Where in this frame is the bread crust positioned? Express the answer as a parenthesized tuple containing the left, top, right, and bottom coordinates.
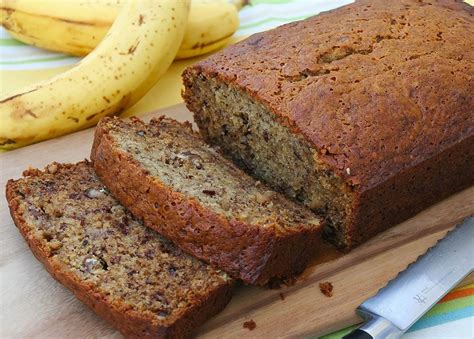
(185, 0, 474, 191)
(182, 0, 474, 248)
(5, 162, 233, 338)
(91, 118, 322, 285)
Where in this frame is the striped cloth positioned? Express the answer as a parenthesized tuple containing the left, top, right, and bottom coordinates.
(1, 1, 472, 337)
(324, 283, 474, 338)
(0, 28, 81, 70)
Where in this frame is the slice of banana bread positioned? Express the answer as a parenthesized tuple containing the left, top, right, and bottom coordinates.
(5, 161, 233, 338)
(182, 0, 474, 249)
(91, 117, 323, 285)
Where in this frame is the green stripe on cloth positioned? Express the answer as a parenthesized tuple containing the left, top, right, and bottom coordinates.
(320, 296, 474, 338)
(427, 296, 474, 317)
(238, 14, 310, 30)
(408, 306, 474, 332)
(0, 55, 75, 65)
(0, 38, 26, 46)
(320, 325, 357, 339)
(250, 0, 296, 5)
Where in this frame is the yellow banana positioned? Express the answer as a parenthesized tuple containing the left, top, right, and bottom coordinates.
(0, 0, 190, 150)
(0, 0, 239, 59)
(177, 0, 240, 59)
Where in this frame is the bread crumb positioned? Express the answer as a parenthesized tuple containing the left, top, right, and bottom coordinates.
(238, 212, 250, 222)
(221, 194, 231, 211)
(254, 190, 273, 204)
(48, 240, 62, 251)
(319, 281, 334, 297)
(46, 163, 58, 174)
(243, 319, 256, 331)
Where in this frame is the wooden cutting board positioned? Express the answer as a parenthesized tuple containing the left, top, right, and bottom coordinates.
(1, 104, 473, 338)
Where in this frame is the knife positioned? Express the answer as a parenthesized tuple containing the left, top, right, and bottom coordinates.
(343, 216, 474, 339)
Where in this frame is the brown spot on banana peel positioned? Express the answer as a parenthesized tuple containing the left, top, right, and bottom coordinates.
(1, 7, 14, 16)
(0, 134, 37, 149)
(128, 40, 140, 55)
(0, 139, 16, 146)
(138, 14, 145, 25)
(1, 10, 21, 33)
(87, 93, 131, 121)
(86, 113, 99, 121)
(190, 31, 234, 50)
(9, 101, 40, 120)
(0, 88, 37, 104)
(23, 109, 38, 118)
(110, 93, 132, 117)
(118, 40, 140, 55)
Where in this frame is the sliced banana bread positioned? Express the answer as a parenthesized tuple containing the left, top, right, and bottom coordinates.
(5, 161, 233, 338)
(91, 117, 323, 285)
(182, 0, 474, 249)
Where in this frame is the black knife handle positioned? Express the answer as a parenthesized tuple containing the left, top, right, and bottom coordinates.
(342, 329, 374, 339)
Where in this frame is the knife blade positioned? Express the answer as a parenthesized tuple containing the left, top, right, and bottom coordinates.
(343, 216, 474, 339)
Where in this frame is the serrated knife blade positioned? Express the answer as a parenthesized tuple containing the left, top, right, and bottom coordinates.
(343, 216, 474, 339)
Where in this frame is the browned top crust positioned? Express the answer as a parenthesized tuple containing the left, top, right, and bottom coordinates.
(188, 0, 474, 191)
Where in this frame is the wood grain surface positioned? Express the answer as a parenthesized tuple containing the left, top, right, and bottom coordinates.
(1, 104, 473, 338)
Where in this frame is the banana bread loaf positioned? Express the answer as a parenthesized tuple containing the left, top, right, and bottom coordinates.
(5, 161, 233, 338)
(182, 0, 474, 249)
(91, 117, 323, 285)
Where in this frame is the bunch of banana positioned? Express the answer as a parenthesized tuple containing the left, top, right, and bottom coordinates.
(0, 0, 190, 149)
(0, 0, 240, 59)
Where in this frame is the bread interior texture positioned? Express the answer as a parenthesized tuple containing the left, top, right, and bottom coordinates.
(186, 74, 353, 247)
(12, 162, 229, 321)
(108, 118, 321, 231)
